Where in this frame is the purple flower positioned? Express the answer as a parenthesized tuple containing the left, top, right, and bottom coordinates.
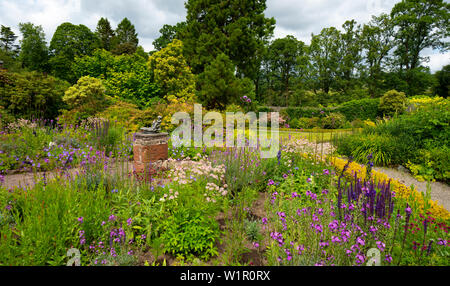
(385, 254, 393, 263)
(355, 254, 365, 264)
(356, 237, 365, 246)
(108, 214, 116, 221)
(323, 169, 329, 175)
(127, 218, 132, 226)
(77, 217, 84, 223)
(376, 241, 385, 252)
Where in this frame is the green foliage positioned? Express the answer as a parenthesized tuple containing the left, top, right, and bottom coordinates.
(160, 208, 220, 260)
(0, 70, 69, 120)
(336, 133, 402, 166)
(18, 22, 50, 72)
(244, 219, 262, 242)
(360, 14, 394, 97)
(73, 49, 160, 108)
(407, 144, 450, 183)
(63, 76, 105, 109)
(96, 18, 115, 51)
(0, 179, 111, 265)
(1, 25, 19, 56)
(266, 36, 306, 105)
(97, 100, 143, 132)
(182, 0, 275, 80)
(112, 18, 139, 55)
(308, 27, 341, 93)
(197, 53, 255, 110)
(321, 112, 346, 129)
(148, 39, 195, 103)
(89, 120, 125, 157)
(379, 90, 407, 117)
(334, 98, 380, 121)
(152, 22, 186, 51)
(434, 65, 449, 98)
(336, 101, 449, 181)
(49, 22, 100, 82)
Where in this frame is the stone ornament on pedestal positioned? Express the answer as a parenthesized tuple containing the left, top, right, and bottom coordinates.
(133, 132, 169, 173)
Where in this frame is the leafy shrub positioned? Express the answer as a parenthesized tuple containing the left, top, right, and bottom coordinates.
(73, 49, 162, 108)
(307, 117, 321, 129)
(256, 106, 271, 113)
(283, 106, 328, 121)
(321, 112, 346, 129)
(406, 145, 450, 183)
(334, 98, 380, 121)
(63, 76, 105, 109)
(0, 70, 69, 120)
(336, 133, 406, 166)
(350, 119, 365, 128)
(379, 90, 407, 117)
(97, 100, 143, 132)
(160, 208, 220, 260)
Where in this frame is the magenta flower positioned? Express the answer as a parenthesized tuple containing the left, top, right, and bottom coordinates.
(385, 254, 393, 263)
(323, 169, 329, 175)
(355, 254, 365, 264)
(376, 241, 386, 252)
(77, 217, 84, 223)
(356, 237, 365, 246)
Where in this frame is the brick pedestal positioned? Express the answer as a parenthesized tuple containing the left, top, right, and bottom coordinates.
(133, 132, 169, 173)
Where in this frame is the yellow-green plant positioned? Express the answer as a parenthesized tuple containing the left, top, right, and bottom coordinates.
(63, 76, 106, 109)
(148, 39, 196, 103)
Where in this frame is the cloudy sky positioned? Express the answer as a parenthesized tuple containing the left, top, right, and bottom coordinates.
(0, 0, 448, 72)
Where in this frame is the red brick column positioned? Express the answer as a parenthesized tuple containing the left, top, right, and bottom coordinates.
(133, 132, 169, 173)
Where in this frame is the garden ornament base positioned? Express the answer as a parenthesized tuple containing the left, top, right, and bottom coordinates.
(133, 132, 169, 173)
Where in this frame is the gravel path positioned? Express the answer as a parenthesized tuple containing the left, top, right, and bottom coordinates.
(374, 167, 450, 212)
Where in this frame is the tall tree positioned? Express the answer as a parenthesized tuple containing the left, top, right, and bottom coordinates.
(18, 23, 49, 72)
(308, 27, 342, 94)
(148, 39, 196, 103)
(152, 22, 186, 52)
(434, 64, 449, 98)
(391, 0, 449, 95)
(197, 53, 254, 110)
(337, 20, 362, 92)
(96, 17, 115, 51)
(182, 0, 275, 81)
(361, 14, 395, 97)
(266, 35, 305, 105)
(49, 22, 99, 82)
(0, 25, 19, 56)
(112, 18, 139, 55)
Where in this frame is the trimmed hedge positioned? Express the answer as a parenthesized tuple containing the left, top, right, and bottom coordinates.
(262, 98, 381, 122)
(334, 98, 380, 121)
